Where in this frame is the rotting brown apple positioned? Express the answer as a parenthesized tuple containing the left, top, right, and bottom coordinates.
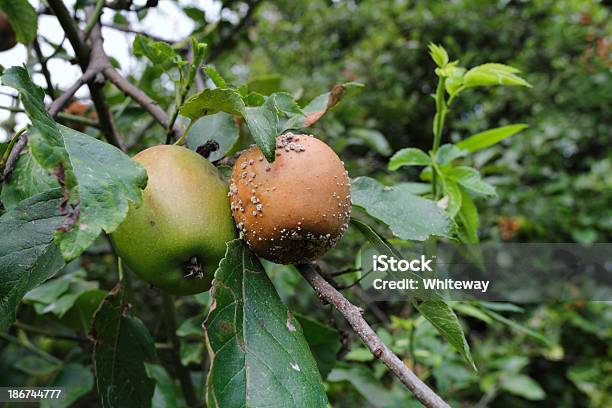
(229, 134, 351, 264)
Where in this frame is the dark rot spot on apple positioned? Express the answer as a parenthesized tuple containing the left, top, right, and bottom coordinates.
(183, 256, 204, 279)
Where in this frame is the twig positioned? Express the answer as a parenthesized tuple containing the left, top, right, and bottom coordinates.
(329, 267, 362, 277)
(101, 23, 177, 44)
(351, 286, 391, 325)
(47, 0, 125, 150)
(0, 106, 100, 128)
(297, 263, 451, 408)
(33, 39, 57, 99)
(103, 66, 171, 130)
(1, 130, 28, 181)
(83, 0, 106, 38)
(161, 293, 200, 408)
(48, 67, 99, 116)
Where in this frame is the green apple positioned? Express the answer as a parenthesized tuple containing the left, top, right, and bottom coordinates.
(111, 145, 236, 295)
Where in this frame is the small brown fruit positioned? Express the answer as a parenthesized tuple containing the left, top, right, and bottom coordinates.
(65, 101, 97, 132)
(229, 134, 351, 264)
(0, 12, 17, 52)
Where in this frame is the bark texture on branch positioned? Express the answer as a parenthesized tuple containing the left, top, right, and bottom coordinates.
(297, 263, 451, 408)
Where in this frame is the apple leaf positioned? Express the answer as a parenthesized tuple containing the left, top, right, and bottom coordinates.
(446, 166, 496, 196)
(243, 96, 279, 162)
(203, 65, 228, 88)
(41, 364, 94, 408)
(0, 148, 59, 210)
(415, 300, 477, 371)
(0, 189, 66, 331)
(351, 177, 452, 241)
(388, 147, 432, 170)
(92, 284, 156, 408)
(179, 88, 246, 121)
(463, 63, 531, 89)
(457, 124, 528, 152)
(185, 112, 239, 162)
(283, 82, 363, 131)
(0, 0, 37, 44)
(133, 35, 182, 70)
(205, 240, 327, 408)
(295, 314, 341, 378)
(1, 67, 148, 261)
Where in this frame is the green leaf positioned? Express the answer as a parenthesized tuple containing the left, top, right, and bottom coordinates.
(348, 128, 391, 156)
(145, 364, 178, 408)
(351, 177, 452, 241)
(463, 63, 531, 89)
(60, 289, 106, 333)
(0, 189, 66, 331)
(388, 148, 431, 170)
(92, 284, 156, 408)
(435, 144, 469, 165)
(23, 274, 70, 305)
(2, 67, 148, 261)
(457, 189, 479, 243)
(133, 35, 181, 70)
(243, 96, 279, 162)
(176, 314, 205, 338)
(446, 166, 496, 196)
(499, 374, 545, 401)
(203, 65, 227, 88)
(41, 363, 94, 408)
(415, 301, 476, 371)
(0, 0, 37, 44)
(283, 82, 363, 130)
(445, 66, 466, 96)
(180, 341, 203, 366)
(295, 314, 341, 378)
(14, 355, 60, 377)
(442, 178, 462, 218)
(179, 88, 246, 121)
(205, 240, 327, 408)
(457, 124, 528, 152)
(0, 148, 60, 210)
(271, 92, 303, 117)
(350, 219, 402, 259)
(185, 112, 239, 162)
(428, 43, 449, 68)
(183, 7, 206, 22)
(483, 309, 552, 346)
(244, 92, 265, 106)
(32, 277, 98, 318)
